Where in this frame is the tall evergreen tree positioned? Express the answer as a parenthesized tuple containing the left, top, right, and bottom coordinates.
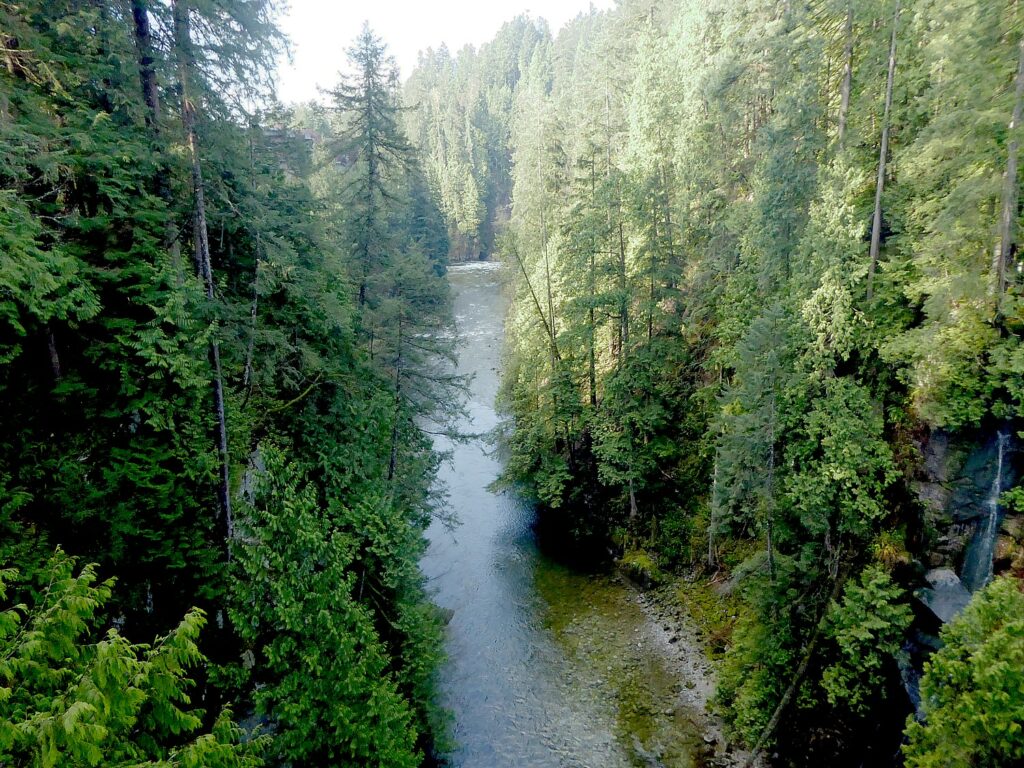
(329, 23, 413, 309)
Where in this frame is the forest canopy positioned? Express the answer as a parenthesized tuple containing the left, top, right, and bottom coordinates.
(2, 0, 1024, 766)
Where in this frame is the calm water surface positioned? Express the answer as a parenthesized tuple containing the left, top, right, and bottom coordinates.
(422, 262, 703, 768)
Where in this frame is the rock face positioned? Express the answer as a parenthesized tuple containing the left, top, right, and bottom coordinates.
(913, 427, 1020, 586)
(997, 515, 1024, 577)
(961, 432, 1012, 591)
(914, 430, 969, 567)
(904, 429, 1020, 714)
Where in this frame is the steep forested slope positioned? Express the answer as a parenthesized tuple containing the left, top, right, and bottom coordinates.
(406, 1, 1024, 765)
(1, 4, 452, 764)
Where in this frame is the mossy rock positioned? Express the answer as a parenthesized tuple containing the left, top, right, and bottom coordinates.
(619, 549, 664, 589)
(1000, 513, 1024, 542)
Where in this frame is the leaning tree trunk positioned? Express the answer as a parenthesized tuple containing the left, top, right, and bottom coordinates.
(740, 570, 847, 768)
(867, 0, 900, 301)
(172, 0, 233, 551)
(510, 240, 560, 365)
(994, 34, 1024, 304)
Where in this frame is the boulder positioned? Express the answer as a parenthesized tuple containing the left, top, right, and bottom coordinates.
(916, 568, 971, 624)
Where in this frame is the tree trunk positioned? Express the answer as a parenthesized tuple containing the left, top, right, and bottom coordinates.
(388, 315, 403, 483)
(994, 34, 1024, 303)
(510, 240, 560, 363)
(243, 248, 260, 393)
(708, 450, 720, 568)
(130, 0, 160, 127)
(766, 389, 777, 581)
(589, 250, 598, 407)
(243, 129, 261, 398)
(359, 91, 377, 309)
(867, 0, 900, 300)
(648, 196, 657, 342)
(837, 1, 854, 148)
(46, 325, 61, 381)
(628, 476, 639, 525)
(618, 220, 629, 354)
(541, 209, 557, 374)
(589, 155, 598, 408)
(131, 0, 179, 264)
(660, 162, 678, 292)
(172, 0, 233, 549)
(604, 89, 630, 360)
(540, 210, 564, 455)
(740, 571, 847, 768)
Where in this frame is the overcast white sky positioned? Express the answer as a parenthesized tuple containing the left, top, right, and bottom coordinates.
(275, 0, 615, 104)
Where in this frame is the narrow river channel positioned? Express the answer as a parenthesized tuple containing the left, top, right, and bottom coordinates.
(422, 262, 706, 768)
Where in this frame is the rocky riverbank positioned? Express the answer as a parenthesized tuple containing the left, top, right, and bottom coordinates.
(622, 575, 762, 768)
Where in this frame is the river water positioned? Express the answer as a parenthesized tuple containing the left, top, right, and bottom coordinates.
(422, 262, 705, 768)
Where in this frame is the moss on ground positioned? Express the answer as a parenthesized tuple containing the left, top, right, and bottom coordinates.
(675, 579, 741, 660)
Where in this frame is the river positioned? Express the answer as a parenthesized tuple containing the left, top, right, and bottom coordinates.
(421, 262, 707, 768)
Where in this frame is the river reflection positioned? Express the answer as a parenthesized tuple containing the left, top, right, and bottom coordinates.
(422, 262, 702, 768)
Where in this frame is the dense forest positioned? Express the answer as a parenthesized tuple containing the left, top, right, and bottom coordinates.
(3, 0, 1024, 767)
(405, 1, 1024, 766)
(1, 1, 457, 765)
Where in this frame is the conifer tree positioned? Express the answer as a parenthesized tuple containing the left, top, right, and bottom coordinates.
(231, 448, 420, 767)
(0, 551, 263, 767)
(329, 23, 414, 309)
(904, 577, 1024, 767)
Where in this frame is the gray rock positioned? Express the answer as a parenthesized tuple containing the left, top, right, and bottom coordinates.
(916, 568, 971, 623)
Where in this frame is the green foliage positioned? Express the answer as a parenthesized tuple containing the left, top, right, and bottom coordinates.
(7, 0, 1024, 764)
(716, 591, 800, 746)
(0, 550, 263, 768)
(785, 378, 898, 544)
(461, 0, 1024, 762)
(821, 566, 911, 714)
(403, 17, 546, 260)
(904, 577, 1024, 768)
(231, 448, 420, 767)
(714, 304, 801, 540)
(882, 0, 1024, 428)
(1, 4, 451, 763)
